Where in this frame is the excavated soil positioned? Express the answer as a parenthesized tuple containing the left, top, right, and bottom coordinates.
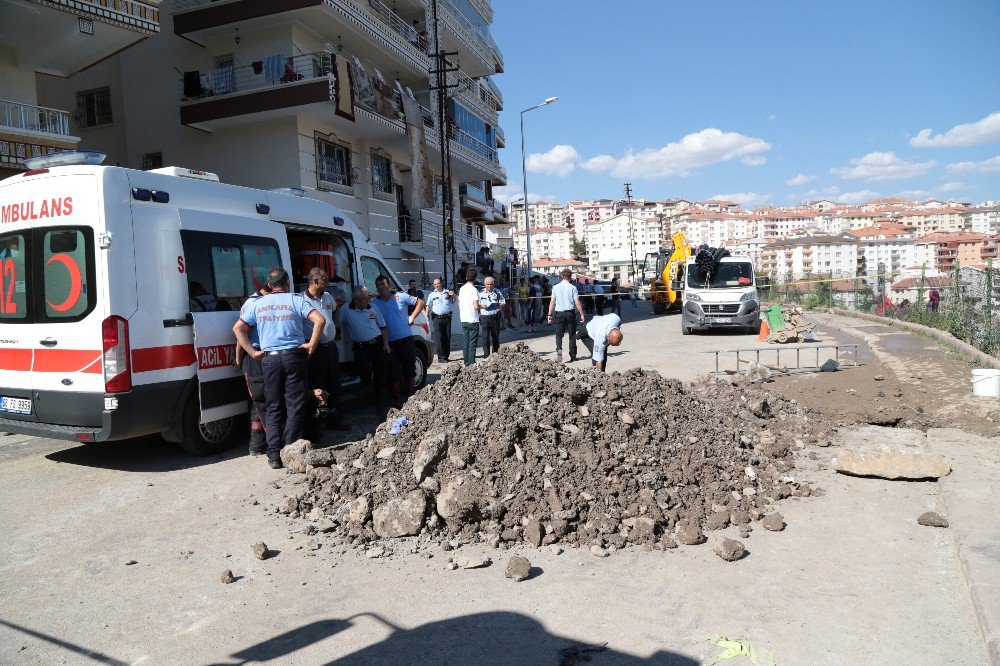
(279, 345, 829, 553)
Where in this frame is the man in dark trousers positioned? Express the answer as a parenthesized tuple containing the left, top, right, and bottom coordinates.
(425, 277, 455, 363)
(406, 279, 425, 314)
(301, 267, 346, 434)
(372, 274, 426, 402)
(477, 275, 505, 359)
(341, 286, 391, 414)
(235, 282, 271, 455)
(577, 312, 623, 372)
(547, 268, 586, 362)
(234, 268, 325, 469)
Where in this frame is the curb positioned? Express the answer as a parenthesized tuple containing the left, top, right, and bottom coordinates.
(829, 308, 1000, 370)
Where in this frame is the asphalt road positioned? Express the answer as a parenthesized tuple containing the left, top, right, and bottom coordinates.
(0, 308, 993, 664)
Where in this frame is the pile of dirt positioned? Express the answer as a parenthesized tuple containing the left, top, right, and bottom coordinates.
(279, 345, 826, 552)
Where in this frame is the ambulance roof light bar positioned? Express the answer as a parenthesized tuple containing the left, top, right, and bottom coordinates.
(23, 150, 106, 170)
(270, 187, 306, 197)
(147, 166, 220, 182)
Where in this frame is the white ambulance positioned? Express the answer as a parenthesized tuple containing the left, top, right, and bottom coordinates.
(0, 151, 434, 454)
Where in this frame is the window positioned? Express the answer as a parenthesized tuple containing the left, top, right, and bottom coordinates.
(75, 87, 112, 128)
(0, 227, 96, 324)
(316, 137, 352, 188)
(360, 255, 398, 294)
(141, 152, 163, 170)
(371, 152, 393, 195)
(181, 231, 282, 311)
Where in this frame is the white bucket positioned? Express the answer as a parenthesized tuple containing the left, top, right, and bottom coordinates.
(971, 369, 1000, 397)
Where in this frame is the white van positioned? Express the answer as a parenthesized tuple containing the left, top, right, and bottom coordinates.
(680, 255, 761, 335)
(0, 152, 433, 454)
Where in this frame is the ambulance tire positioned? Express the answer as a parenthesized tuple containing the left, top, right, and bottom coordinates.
(414, 346, 429, 390)
(178, 394, 242, 456)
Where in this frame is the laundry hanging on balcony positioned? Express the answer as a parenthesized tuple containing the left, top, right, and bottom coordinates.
(401, 93, 433, 211)
(264, 54, 284, 82)
(330, 53, 355, 122)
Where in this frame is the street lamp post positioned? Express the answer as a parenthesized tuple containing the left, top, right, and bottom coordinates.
(520, 96, 558, 278)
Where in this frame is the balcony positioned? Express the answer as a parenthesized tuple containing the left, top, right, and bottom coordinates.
(438, 0, 503, 76)
(460, 183, 488, 213)
(495, 125, 505, 148)
(0, 100, 80, 171)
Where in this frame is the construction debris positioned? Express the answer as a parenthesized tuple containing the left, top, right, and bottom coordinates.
(505, 556, 532, 581)
(917, 511, 949, 528)
(761, 513, 785, 531)
(715, 538, 746, 562)
(279, 345, 822, 554)
(220, 569, 236, 584)
(832, 448, 951, 480)
(252, 542, 270, 560)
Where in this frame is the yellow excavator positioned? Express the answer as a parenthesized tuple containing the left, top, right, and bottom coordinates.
(643, 232, 693, 314)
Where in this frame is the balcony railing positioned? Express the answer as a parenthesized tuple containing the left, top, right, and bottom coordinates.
(460, 183, 486, 203)
(452, 128, 497, 163)
(364, 0, 429, 53)
(0, 99, 72, 137)
(440, 0, 502, 69)
(180, 51, 331, 101)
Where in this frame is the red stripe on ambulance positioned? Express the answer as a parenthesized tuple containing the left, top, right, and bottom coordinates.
(131, 344, 197, 373)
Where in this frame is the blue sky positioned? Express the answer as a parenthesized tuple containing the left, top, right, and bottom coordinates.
(490, 0, 1000, 207)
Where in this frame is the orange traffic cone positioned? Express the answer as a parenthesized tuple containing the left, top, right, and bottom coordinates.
(758, 318, 770, 342)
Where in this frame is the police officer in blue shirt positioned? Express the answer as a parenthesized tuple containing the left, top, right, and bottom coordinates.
(234, 268, 325, 469)
(372, 274, 426, 402)
(425, 276, 455, 363)
(477, 275, 505, 359)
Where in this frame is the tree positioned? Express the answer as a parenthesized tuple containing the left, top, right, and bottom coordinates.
(571, 239, 587, 261)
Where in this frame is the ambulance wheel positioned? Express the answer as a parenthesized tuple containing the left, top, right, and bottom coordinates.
(414, 347, 429, 390)
(178, 395, 241, 456)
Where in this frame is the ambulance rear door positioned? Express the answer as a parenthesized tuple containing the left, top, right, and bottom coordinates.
(0, 172, 113, 428)
(177, 209, 290, 424)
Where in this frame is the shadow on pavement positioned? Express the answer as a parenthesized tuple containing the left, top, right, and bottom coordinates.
(0, 619, 128, 665)
(44, 434, 243, 473)
(214, 612, 698, 665)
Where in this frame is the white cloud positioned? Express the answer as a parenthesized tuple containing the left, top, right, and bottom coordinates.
(741, 155, 767, 167)
(896, 189, 932, 200)
(492, 185, 546, 206)
(831, 151, 936, 182)
(767, 114, 778, 122)
(786, 173, 816, 187)
(946, 155, 1000, 174)
(593, 128, 771, 180)
(525, 144, 580, 177)
(710, 192, 772, 207)
(837, 189, 880, 204)
(581, 155, 617, 173)
(803, 186, 840, 198)
(910, 111, 1000, 148)
(938, 181, 970, 192)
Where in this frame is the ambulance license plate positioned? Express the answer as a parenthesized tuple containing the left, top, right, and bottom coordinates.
(0, 396, 32, 415)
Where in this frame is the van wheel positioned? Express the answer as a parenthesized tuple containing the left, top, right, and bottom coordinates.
(178, 394, 241, 456)
(681, 318, 691, 335)
(414, 346, 429, 390)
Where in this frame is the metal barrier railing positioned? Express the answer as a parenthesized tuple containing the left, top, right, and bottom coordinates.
(0, 99, 71, 136)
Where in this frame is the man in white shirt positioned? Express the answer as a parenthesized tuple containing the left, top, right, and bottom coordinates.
(578, 312, 623, 372)
(547, 268, 586, 362)
(301, 268, 345, 429)
(458, 267, 480, 366)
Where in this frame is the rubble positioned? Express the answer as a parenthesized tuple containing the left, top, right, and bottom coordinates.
(715, 538, 745, 562)
(252, 542, 270, 560)
(832, 448, 951, 479)
(761, 513, 785, 532)
(505, 556, 532, 581)
(220, 569, 236, 584)
(917, 511, 949, 528)
(278, 345, 821, 554)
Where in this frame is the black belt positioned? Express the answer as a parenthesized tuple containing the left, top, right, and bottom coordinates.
(355, 337, 381, 347)
(431, 312, 452, 319)
(480, 312, 499, 318)
(265, 347, 305, 356)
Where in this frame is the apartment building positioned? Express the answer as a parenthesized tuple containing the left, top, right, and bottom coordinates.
(970, 205, 1000, 235)
(1, 0, 160, 179)
(512, 225, 572, 263)
(761, 234, 861, 280)
(913, 232, 999, 273)
(847, 224, 917, 277)
(565, 199, 614, 240)
(34, 0, 506, 282)
(585, 212, 661, 282)
(510, 200, 566, 232)
(676, 212, 758, 247)
(897, 208, 970, 235)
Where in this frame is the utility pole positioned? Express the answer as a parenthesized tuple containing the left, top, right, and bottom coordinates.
(625, 182, 636, 285)
(429, 0, 459, 285)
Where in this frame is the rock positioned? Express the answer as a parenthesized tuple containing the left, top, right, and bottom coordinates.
(590, 545, 609, 558)
(277, 497, 297, 514)
(745, 362, 772, 384)
(660, 537, 678, 549)
(705, 511, 730, 531)
(376, 446, 397, 460)
(505, 556, 532, 582)
(303, 449, 336, 468)
(676, 524, 704, 545)
(366, 546, 388, 558)
(220, 569, 236, 584)
(418, 401, 433, 411)
(832, 448, 951, 480)
(455, 554, 491, 569)
(349, 496, 372, 526)
(874, 374, 885, 381)
(124, 560, 137, 566)
(445, 561, 458, 570)
(820, 359, 840, 372)
(316, 518, 336, 533)
(579, 405, 590, 417)
(715, 538, 745, 562)
(524, 519, 543, 547)
(628, 517, 656, 544)
(514, 444, 525, 463)
(419, 477, 440, 493)
(373, 490, 427, 538)
(436, 479, 484, 526)
(279, 439, 314, 473)
(252, 542, 269, 560)
(617, 410, 635, 425)
(917, 511, 949, 528)
(761, 513, 785, 531)
(412, 433, 448, 482)
(548, 545, 563, 555)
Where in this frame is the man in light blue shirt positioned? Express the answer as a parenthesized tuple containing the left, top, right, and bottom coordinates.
(236, 284, 271, 456)
(477, 276, 505, 359)
(373, 274, 426, 401)
(425, 277, 455, 363)
(578, 312, 623, 372)
(547, 268, 585, 362)
(342, 286, 391, 413)
(234, 268, 325, 468)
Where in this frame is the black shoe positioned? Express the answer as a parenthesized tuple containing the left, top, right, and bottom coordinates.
(249, 446, 266, 456)
(267, 456, 283, 469)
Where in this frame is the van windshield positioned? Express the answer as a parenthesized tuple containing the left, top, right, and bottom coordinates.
(687, 262, 754, 289)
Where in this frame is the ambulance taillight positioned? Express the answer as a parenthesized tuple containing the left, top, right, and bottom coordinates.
(102, 315, 132, 393)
